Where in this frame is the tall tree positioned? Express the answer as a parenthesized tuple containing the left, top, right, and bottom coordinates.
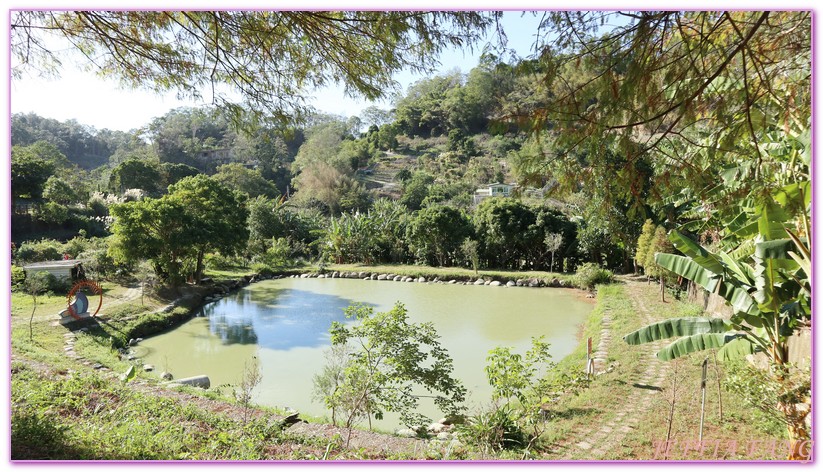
(521, 11, 810, 224)
(166, 175, 249, 283)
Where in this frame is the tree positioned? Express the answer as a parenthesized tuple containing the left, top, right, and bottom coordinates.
(634, 219, 656, 274)
(643, 225, 674, 300)
(407, 205, 472, 267)
(13, 11, 498, 127)
(166, 175, 249, 283)
(135, 260, 157, 306)
(11, 144, 57, 202)
(109, 197, 196, 285)
(460, 238, 480, 274)
(523, 12, 810, 215)
(544, 233, 563, 273)
(24, 272, 50, 342)
(324, 303, 466, 439)
(399, 172, 434, 211)
(212, 163, 279, 199)
(160, 162, 200, 188)
(109, 175, 248, 285)
(42, 176, 83, 205)
(472, 198, 539, 270)
(108, 159, 162, 195)
(643, 226, 673, 280)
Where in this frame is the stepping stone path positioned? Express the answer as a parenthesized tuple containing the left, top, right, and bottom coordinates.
(556, 280, 671, 460)
(592, 315, 612, 373)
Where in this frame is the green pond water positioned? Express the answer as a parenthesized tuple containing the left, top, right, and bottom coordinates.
(137, 277, 593, 430)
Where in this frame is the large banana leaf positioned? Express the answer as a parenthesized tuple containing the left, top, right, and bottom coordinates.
(654, 253, 720, 292)
(623, 317, 731, 345)
(716, 335, 760, 362)
(667, 230, 725, 274)
(655, 253, 760, 318)
(753, 239, 799, 310)
(773, 181, 811, 210)
(755, 200, 791, 241)
(656, 333, 748, 361)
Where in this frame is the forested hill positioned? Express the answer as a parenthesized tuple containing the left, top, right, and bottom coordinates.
(11, 113, 137, 170)
(10, 55, 553, 206)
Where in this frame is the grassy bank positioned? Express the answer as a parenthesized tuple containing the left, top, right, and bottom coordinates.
(324, 263, 576, 286)
(538, 280, 788, 460)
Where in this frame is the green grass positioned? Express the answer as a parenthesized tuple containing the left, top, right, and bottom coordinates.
(536, 280, 789, 460)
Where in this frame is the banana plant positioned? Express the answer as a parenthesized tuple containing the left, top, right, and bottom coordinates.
(623, 229, 808, 364)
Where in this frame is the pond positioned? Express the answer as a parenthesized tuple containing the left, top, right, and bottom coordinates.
(137, 277, 593, 430)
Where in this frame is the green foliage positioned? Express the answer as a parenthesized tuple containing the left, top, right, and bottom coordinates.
(407, 205, 472, 267)
(256, 238, 294, 268)
(399, 172, 434, 211)
(573, 262, 614, 291)
(11, 265, 27, 291)
(109, 158, 162, 195)
(213, 163, 279, 199)
(458, 404, 527, 452)
(43, 176, 84, 205)
(160, 162, 200, 187)
(645, 229, 808, 365)
(644, 226, 673, 279)
(323, 303, 466, 431)
(14, 238, 64, 263)
(460, 238, 479, 274)
(11, 142, 60, 200)
(725, 361, 810, 436)
(635, 219, 656, 271)
(34, 201, 69, 225)
(111, 175, 249, 284)
(485, 337, 553, 405)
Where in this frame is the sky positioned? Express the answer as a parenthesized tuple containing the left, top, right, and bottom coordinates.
(9, 11, 549, 133)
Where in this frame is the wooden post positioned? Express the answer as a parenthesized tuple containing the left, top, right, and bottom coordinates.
(586, 337, 593, 378)
(699, 357, 708, 442)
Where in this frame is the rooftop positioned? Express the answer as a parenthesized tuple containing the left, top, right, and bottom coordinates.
(23, 260, 83, 269)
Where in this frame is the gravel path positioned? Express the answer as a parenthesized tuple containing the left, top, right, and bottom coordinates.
(556, 280, 671, 460)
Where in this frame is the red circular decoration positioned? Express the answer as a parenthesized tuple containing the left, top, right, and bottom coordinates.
(66, 279, 104, 319)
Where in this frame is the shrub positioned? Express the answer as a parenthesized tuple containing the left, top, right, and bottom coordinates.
(63, 236, 91, 259)
(458, 404, 527, 452)
(204, 252, 246, 270)
(15, 239, 64, 263)
(11, 265, 27, 290)
(34, 202, 69, 225)
(87, 192, 109, 217)
(574, 262, 614, 291)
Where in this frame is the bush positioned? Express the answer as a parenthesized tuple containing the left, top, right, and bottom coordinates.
(34, 202, 69, 225)
(574, 262, 614, 291)
(63, 236, 91, 259)
(457, 404, 527, 452)
(87, 193, 109, 217)
(11, 265, 26, 291)
(204, 252, 246, 270)
(15, 239, 64, 263)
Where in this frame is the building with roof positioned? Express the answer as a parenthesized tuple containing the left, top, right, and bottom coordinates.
(22, 259, 86, 282)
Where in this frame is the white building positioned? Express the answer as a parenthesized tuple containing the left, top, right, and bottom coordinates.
(473, 182, 516, 205)
(23, 260, 86, 282)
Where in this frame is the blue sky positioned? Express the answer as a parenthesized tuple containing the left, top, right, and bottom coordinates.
(9, 11, 548, 132)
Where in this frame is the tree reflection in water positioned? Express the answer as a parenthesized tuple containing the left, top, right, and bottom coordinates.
(196, 288, 376, 350)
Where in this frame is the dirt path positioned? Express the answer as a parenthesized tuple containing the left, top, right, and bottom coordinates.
(555, 279, 671, 460)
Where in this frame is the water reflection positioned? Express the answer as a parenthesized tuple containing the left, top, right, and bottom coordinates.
(196, 287, 374, 350)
